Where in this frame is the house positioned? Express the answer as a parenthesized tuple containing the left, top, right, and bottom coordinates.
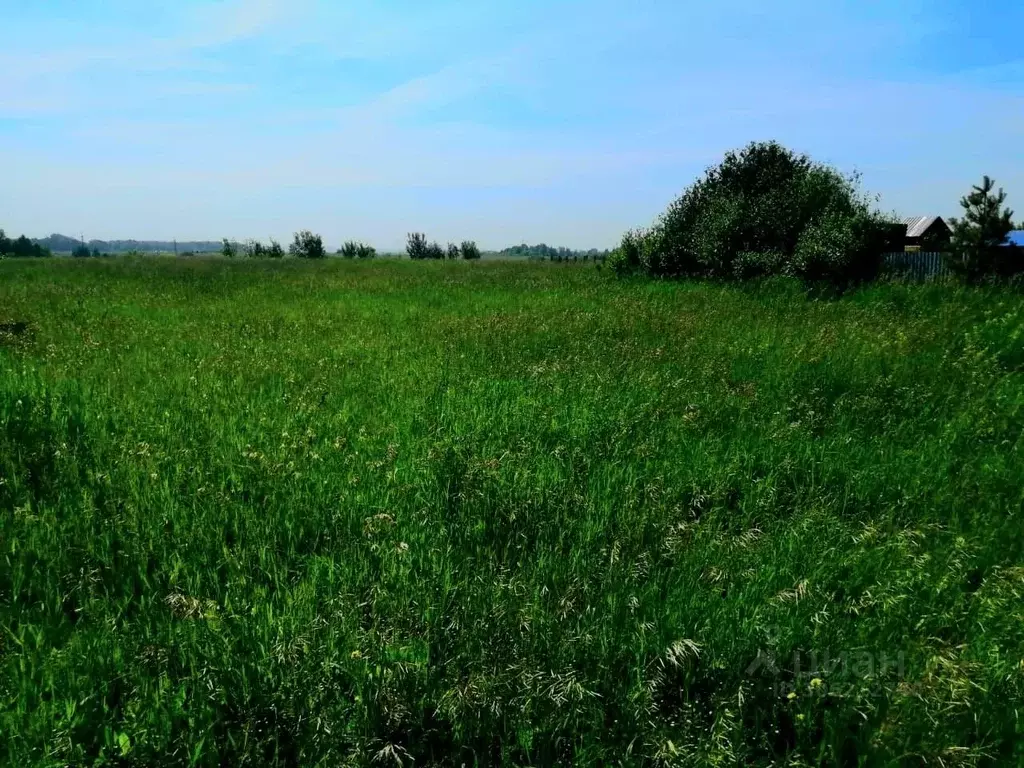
(903, 216, 951, 251)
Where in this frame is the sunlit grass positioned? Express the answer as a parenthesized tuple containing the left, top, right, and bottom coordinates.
(1, 257, 1022, 765)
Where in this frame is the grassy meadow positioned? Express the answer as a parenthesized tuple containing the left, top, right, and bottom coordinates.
(1, 257, 1023, 766)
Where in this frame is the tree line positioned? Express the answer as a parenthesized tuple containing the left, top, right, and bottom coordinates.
(33, 234, 222, 254)
(218, 231, 370, 260)
(9, 146, 1019, 281)
(405, 233, 480, 260)
(218, 231, 481, 260)
(0, 229, 52, 258)
(500, 243, 610, 261)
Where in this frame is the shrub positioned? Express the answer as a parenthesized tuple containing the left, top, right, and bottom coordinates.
(791, 209, 887, 286)
(607, 229, 644, 276)
(339, 241, 376, 259)
(733, 250, 787, 280)
(268, 239, 285, 259)
(72, 244, 92, 258)
(222, 239, 238, 259)
(406, 234, 444, 261)
(446, 243, 460, 260)
(619, 141, 892, 286)
(290, 230, 326, 259)
(460, 241, 481, 260)
(243, 240, 266, 258)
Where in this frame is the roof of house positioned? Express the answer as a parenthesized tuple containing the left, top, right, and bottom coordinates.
(903, 216, 948, 238)
(1003, 230, 1024, 247)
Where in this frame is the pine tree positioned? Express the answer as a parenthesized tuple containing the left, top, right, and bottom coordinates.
(947, 176, 1015, 280)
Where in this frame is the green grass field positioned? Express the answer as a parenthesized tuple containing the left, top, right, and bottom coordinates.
(1, 257, 1022, 766)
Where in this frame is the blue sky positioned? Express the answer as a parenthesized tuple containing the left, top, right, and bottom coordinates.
(1, 0, 1021, 250)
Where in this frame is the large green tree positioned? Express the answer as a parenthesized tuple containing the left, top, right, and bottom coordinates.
(611, 141, 894, 285)
(406, 232, 428, 260)
(460, 241, 481, 260)
(290, 230, 326, 259)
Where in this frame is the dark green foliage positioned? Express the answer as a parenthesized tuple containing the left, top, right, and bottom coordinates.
(946, 176, 1020, 281)
(407, 233, 445, 260)
(222, 238, 238, 259)
(289, 230, 326, 259)
(617, 141, 892, 285)
(733, 249, 788, 279)
(72, 243, 92, 258)
(239, 240, 285, 259)
(500, 242, 609, 261)
(0, 231, 50, 258)
(5, 233, 51, 258)
(460, 240, 481, 260)
(791, 209, 887, 285)
(406, 232, 428, 259)
(607, 230, 640, 275)
(340, 241, 376, 259)
(608, 227, 663, 276)
(243, 240, 266, 258)
(446, 242, 460, 260)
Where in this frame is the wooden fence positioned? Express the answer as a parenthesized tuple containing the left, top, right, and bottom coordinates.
(881, 252, 950, 280)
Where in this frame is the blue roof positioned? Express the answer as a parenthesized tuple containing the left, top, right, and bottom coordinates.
(1004, 231, 1024, 247)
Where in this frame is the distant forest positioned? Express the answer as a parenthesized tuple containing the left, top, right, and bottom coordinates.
(26, 234, 609, 260)
(33, 234, 222, 254)
(494, 243, 611, 260)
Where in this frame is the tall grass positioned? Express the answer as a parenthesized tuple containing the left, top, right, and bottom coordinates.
(1, 257, 1022, 766)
